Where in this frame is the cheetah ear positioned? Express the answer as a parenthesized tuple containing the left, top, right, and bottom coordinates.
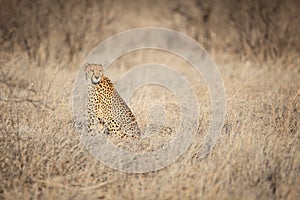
(99, 64, 105, 73)
(99, 63, 104, 68)
(84, 63, 90, 70)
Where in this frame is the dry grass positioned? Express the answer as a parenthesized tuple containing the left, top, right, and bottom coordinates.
(0, 0, 299, 199)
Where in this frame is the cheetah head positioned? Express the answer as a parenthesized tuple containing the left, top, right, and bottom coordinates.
(84, 63, 104, 84)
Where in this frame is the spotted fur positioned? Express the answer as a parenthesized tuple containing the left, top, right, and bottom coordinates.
(85, 63, 141, 138)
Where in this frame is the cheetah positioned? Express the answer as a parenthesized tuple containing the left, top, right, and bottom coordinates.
(84, 63, 141, 139)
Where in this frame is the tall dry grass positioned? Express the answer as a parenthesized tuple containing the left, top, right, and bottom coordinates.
(0, 0, 299, 199)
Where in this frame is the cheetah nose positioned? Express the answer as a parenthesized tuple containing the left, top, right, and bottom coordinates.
(91, 76, 100, 84)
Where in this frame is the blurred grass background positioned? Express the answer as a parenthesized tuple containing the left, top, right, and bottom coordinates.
(0, 0, 299, 199)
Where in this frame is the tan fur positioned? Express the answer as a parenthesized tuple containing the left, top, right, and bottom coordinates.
(85, 63, 141, 138)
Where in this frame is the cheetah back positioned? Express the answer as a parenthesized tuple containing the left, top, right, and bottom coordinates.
(112, 89, 141, 137)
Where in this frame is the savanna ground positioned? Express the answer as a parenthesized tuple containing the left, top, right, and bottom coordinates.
(0, 0, 299, 199)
